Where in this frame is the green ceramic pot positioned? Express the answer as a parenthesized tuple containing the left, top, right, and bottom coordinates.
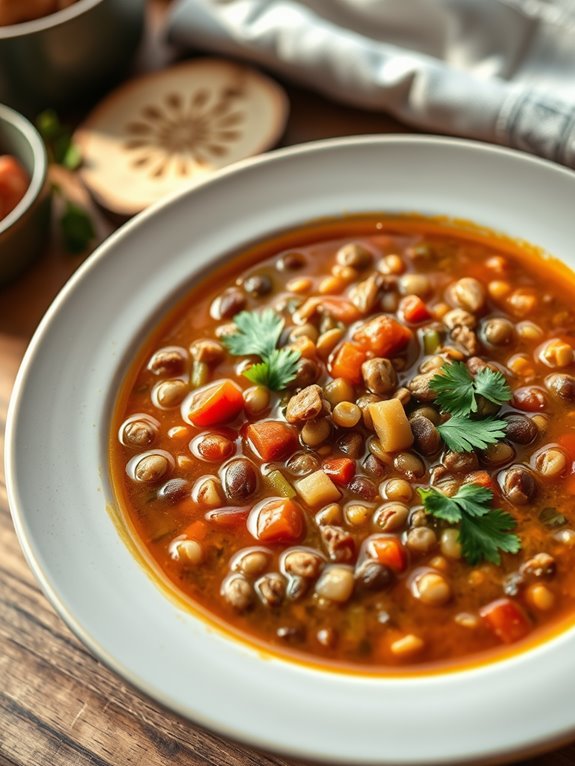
(0, 0, 145, 116)
(0, 103, 51, 284)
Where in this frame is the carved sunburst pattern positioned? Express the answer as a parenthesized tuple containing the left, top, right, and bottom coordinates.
(124, 89, 245, 178)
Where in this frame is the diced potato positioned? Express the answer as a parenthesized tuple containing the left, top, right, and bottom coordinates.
(368, 399, 414, 452)
(295, 470, 341, 507)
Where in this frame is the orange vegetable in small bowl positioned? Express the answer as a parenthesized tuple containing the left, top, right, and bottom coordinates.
(0, 104, 50, 284)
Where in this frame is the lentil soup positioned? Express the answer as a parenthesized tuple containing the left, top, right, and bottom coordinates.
(110, 215, 575, 672)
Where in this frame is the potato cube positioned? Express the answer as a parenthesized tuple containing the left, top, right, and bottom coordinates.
(368, 399, 414, 452)
(295, 470, 341, 507)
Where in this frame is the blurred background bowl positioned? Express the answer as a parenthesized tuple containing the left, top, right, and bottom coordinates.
(0, 103, 50, 284)
(0, 0, 145, 116)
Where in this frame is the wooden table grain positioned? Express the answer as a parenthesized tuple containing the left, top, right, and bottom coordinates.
(1, 4, 574, 766)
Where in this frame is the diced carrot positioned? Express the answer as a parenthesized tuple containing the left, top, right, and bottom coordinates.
(558, 433, 575, 461)
(248, 498, 304, 543)
(367, 536, 407, 574)
(328, 342, 366, 384)
(353, 315, 412, 357)
(245, 420, 299, 461)
(565, 474, 575, 495)
(205, 506, 250, 527)
(0, 155, 29, 220)
(182, 520, 209, 542)
(188, 379, 244, 427)
(400, 295, 432, 324)
(322, 456, 356, 486)
(480, 598, 531, 644)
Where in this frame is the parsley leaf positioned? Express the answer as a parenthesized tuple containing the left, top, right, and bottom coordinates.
(223, 309, 301, 391)
(243, 348, 300, 390)
(417, 488, 461, 523)
(430, 361, 476, 417)
(418, 484, 521, 565)
(474, 366, 513, 408)
(223, 309, 283, 359)
(460, 511, 521, 566)
(430, 361, 512, 417)
(437, 416, 508, 452)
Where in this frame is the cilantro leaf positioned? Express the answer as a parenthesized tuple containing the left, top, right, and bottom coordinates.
(473, 366, 513, 408)
(437, 416, 507, 452)
(430, 361, 476, 417)
(244, 348, 300, 391)
(418, 484, 521, 565)
(459, 511, 521, 566)
(223, 309, 284, 359)
(417, 488, 461, 523)
(223, 309, 300, 391)
(430, 361, 512, 417)
(449, 483, 494, 517)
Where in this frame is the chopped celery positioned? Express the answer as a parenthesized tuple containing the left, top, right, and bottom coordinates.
(191, 360, 209, 389)
(423, 329, 441, 355)
(266, 469, 296, 498)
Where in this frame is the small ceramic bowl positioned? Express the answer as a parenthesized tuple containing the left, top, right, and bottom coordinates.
(0, 0, 145, 116)
(0, 103, 50, 284)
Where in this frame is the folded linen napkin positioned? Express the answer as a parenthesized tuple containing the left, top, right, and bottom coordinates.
(167, 0, 575, 168)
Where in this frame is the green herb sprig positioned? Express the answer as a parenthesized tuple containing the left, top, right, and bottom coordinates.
(430, 361, 512, 452)
(430, 361, 512, 417)
(36, 110, 82, 170)
(223, 309, 300, 391)
(418, 484, 521, 565)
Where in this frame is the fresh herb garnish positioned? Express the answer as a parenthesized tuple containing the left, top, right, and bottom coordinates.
(430, 362, 511, 452)
(223, 309, 300, 391)
(418, 484, 521, 565)
(437, 416, 508, 453)
(430, 361, 512, 417)
(60, 199, 96, 253)
(36, 109, 82, 170)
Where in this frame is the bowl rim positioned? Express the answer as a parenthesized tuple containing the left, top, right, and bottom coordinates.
(0, 0, 102, 39)
(0, 104, 48, 234)
(7, 134, 575, 765)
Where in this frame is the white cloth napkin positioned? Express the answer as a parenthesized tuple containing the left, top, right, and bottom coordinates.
(167, 0, 575, 168)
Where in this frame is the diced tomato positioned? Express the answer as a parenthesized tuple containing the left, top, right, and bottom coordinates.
(205, 506, 250, 527)
(353, 315, 412, 357)
(328, 342, 366, 384)
(245, 420, 299, 461)
(0, 155, 29, 220)
(187, 379, 244, 427)
(400, 295, 432, 324)
(558, 433, 575, 461)
(182, 520, 208, 541)
(322, 457, 356, 486)
(367, 536, 407, 574)
(248, 498, 304, 543)
(480, 598, 531, 644)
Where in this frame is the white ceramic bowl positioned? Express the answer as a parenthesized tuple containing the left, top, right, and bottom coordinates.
(6, 136, 575, 765)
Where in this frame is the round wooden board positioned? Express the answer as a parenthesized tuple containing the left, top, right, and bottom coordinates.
(75, 58, 289, 216)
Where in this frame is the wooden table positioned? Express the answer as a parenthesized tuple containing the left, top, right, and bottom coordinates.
(0, 4, 572, 765)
